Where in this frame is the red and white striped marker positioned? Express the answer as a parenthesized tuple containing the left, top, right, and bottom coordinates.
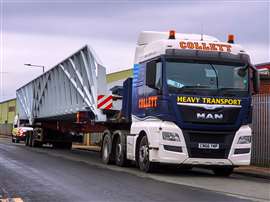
(97, 95, 113, 110)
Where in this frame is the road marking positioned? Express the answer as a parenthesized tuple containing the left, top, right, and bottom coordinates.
(0, 198, 24, 202)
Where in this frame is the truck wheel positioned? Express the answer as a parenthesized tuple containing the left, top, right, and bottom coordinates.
(59, 142, 72, 150)
(31, 140, 37, 147)
(102, 134, 113, 164)
(30, 137, 40, 147)
(115, 135, 127, 167)
(64, 142, 72, 150)
(25, 134, 29, 146)
(53, 142, 61, 149)
(137, 136, 155, 173)
(213, 167, 234, 176)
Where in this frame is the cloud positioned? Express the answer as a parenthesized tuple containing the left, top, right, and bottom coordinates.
(243, 43, 270, 64)
(3, 1, 269, 44)
(1, 31, 134, 100)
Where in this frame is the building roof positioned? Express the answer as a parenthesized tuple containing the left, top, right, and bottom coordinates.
(106, 69, 133, 83)
(0, 98, 16, 105)
(255, 62, 270, 69)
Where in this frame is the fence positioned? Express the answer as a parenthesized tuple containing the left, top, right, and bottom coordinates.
(251, 94, 270, 167)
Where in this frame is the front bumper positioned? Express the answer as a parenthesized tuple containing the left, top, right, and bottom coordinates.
(149, 122, 251, 166)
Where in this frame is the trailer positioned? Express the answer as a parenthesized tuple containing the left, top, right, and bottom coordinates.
(15, 31, 260, 175)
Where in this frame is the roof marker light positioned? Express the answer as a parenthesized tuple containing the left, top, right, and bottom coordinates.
(227, 34, 235, 43)
(169, 30, 176, 39)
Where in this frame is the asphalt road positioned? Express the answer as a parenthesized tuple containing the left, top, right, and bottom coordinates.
(0, 138, 269, 202)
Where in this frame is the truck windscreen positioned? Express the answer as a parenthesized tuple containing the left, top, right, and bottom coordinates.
(166, 60, 249, 96)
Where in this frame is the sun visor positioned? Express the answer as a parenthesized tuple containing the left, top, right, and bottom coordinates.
(165, 49, 250, 64)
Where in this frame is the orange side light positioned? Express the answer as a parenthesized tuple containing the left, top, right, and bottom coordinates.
(169, 30, 176, 39)
(228, 34, 235, 43)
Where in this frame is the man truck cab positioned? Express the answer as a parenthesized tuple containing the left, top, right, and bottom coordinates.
(127, 31, 259, 175)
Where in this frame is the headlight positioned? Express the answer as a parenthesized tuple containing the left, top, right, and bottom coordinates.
(238, 136, 251, 144)
(162, 132, 180, 142)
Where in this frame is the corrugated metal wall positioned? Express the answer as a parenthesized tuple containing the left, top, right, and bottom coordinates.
(251, 94, 270, 167)
(0, 99, 16, 135)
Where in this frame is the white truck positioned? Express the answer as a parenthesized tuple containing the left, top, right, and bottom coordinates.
(15, 31, 259, 176)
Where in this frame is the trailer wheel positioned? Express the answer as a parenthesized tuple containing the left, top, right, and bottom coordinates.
(115, 135, 127, 167)
(102, 134, 113, 164)
(55, 142, 72, 150)
(213, 167, 234, 176)
(25, 134, 29, 146)
(137, 136, 155, 173)
(30, 133, 40, 148)
(64, 142, 72, 150)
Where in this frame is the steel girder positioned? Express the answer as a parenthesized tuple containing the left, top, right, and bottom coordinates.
(16, 45, 107, 124)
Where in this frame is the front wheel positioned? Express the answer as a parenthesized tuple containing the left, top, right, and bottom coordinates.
(137, 136, 155, 173)
(213, 167, 234, 176)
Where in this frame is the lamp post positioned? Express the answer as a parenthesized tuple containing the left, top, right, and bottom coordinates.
(24, 64, 45, 73)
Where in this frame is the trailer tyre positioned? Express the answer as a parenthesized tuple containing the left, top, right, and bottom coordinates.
(25, 134, 29, 146)
(30, 133, 40, 148)
(102, 134, 113, 164)
(213, 167, 234, 176)
(64, 142, 72, 150)
(137, 136, 155, 173)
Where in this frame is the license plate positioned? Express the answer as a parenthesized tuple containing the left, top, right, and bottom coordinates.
(198, 143, 219, 149)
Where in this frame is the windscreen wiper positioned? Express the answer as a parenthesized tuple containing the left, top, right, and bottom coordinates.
(218, 87, 244, 91)
(217, 87, 245, 96)
(181, 85, 213, 89)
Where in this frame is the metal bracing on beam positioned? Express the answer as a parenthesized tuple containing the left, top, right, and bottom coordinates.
(59, 64, 91, 107)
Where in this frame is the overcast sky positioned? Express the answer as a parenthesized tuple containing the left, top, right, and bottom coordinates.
(0, 0, 269, 101)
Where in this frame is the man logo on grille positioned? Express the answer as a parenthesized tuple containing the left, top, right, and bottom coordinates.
(196, 113, 223, 120)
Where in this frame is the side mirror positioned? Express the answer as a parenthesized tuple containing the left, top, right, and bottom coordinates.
(250, 65, 260, 94)
(253, 68, 260, 94)
(146, 61, 158, 89)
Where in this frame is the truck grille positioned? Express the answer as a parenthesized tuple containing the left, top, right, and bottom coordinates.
(183, 130, 235, 159)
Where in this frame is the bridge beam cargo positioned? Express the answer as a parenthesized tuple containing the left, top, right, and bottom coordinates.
(16, 45, 107, 125)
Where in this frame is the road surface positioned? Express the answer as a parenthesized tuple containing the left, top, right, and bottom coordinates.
(0, 138, 269, 202)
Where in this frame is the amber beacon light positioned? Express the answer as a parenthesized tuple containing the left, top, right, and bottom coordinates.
(169, 30, 176, 39)
(227, 34, 235, 43)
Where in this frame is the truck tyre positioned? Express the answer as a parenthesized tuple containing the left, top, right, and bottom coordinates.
(56, 142, 72, 150)
(31, 140, 37, 147)
(213, 167, 234, 176)
(137, 136, 155, 173)
(53, 142, 61, 149)
(102, 133, 113, 164)
(30, 134, 40, 148)
(114, 135, 127, 167)
(64, 142, 72, 150)
(25, 134, 30, 146)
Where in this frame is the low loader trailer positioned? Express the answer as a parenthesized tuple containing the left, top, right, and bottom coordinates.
(15, 31, 260, 176)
